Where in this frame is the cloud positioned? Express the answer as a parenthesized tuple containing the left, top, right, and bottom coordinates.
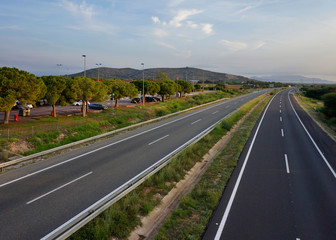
(59, 0, 113, 33)
(201, 23, 213, 35)
(152, 16, 161, 24)
(235, 6, 253, 15)
(156, 41, 176, 49)
(60, 0, 95, 21)
(254, 41, 265, 49)
(168, 0, 185, 7)
(186, 21, 198, 29)
(153, 29, 169, 37)
(169, 9, 203, 27)
(220, 40, 248, 51)
(156, 41, 191, 58)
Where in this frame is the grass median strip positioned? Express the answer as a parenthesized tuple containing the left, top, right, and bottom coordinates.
(154, 94, 270, 240)
(68, 93, 270, 240)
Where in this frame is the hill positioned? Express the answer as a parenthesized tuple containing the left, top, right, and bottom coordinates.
(252, 75, 334, 84)
(70, 67, 250, 83)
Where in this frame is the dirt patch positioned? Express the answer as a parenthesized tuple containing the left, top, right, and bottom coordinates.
(128, 100, 261, 240)
(8, 140, 32, 154)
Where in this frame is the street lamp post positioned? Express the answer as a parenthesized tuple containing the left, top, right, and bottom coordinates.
(57, 64, 62, 76)
(82, 55, 86, 77)
(141, 63, 145, 106)
(96, 63, 102, 80)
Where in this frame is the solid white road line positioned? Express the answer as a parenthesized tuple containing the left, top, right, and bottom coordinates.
(212, 111, 219, 114)
(284, 154, 290, 173)
(26, 172, 93, 205)
(148, 135, 169, 145)
(288, 92, 336, 179)
(191, 119, 202, 125)
(214, 93, 278, 240)
(281, 129, 284, 137)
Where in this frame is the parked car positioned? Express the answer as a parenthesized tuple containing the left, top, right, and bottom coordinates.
(89, 103, 108, 110)
(152, 96, 161, 102)
(131, 97, 141, 103)
(131, 96, 160, 103)
(12, 100, 33, 109)
(72, 100, 90, 106)
(145, 96, 156, 102)
(36, 99, 48, 106)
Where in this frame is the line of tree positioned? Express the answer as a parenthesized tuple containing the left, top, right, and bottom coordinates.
(302, 86, 336, 118)
(0, 67, 194, 124)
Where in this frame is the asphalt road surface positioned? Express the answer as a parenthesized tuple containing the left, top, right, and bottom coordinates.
(203, 89, 336, 240)
(0, 90, 268, 240)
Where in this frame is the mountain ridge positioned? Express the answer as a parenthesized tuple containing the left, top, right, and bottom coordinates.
(70, 67, 250, 83)
(252, 75, 334, 84)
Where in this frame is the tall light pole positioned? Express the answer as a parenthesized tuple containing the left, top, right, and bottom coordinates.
(96, 63, 102, 80)
(82, 55, 86, 77)
(57, 64, 62, 76)
(141, 63, 145, 106)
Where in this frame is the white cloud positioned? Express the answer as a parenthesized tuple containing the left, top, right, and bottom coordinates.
(186, 21, 198, 29)
(254, 41, 265, 49)
(201, 23, 213, 35)
(168, 0, 185, 7)
(156, 41, 176, 49)
(235, 6, 253, 15)
(152, 16, 161, 24)
(59, 0, 114, 33)
(169, 9, 203, 27)
(153, 29, 169, 37)
(220, 40, 248, 51)
(61, 0, 95, 21)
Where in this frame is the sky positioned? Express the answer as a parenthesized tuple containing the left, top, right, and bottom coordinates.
(1, 0, 336, 82)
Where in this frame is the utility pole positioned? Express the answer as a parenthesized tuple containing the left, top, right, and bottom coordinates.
(57, 64, 62, 76)
(96, 63, 102, 80)
(82, 55, 86, 77)
(141, 63, 145, 106)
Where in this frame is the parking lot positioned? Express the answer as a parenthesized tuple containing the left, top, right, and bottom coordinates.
(0, 92, 209, 123)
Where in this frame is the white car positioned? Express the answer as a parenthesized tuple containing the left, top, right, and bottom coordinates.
(72, 100, 90, 106)
(15, 100, 33, 109)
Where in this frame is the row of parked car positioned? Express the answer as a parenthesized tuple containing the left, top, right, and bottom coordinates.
(12, 95, 161, 112)
(72, 100, 107, 110)
(130, 96, 161, 103)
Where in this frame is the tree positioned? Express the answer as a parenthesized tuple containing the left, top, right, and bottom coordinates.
(158, 80, 178, 102)
(0, 67, 46, 124)
(72, 77, 108, 117)
(42, 76, 66, 117)
(103, 79, 137, 107)
(146, 81, 160, 96)
(176, 80, 192, 97)
(130, 80, 160, 102)
(322, 92, 336, 117)
(156, 72, 170, 81)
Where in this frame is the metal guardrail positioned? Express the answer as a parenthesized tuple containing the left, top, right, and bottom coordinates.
(0, 97, 229, 172)
(41, 110, 229, 240)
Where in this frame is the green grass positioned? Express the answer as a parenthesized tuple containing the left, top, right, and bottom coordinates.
(296, 94, 336, 140)
(68, 93, 268, 240)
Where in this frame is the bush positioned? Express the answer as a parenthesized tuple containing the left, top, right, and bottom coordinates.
(322, 92, 336, 117)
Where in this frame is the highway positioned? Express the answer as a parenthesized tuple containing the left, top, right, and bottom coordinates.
(0, 90, 267, 240)
(203, 89, 336, 240)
